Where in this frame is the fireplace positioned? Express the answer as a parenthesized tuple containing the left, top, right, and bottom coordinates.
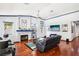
(16, 30, 32, 42)
(21, 35, 28, 41)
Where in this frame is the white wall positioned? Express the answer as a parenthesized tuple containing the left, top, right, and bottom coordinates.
(0, 17, 19, 42)
(0, 16, 45, 42)
(45, 12, 79, 41)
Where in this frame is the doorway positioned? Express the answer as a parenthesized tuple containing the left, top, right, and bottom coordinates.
(71, 21, 79, 38)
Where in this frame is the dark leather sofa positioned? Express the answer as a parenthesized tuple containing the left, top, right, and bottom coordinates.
(0, 40, 15, 56)
(36, 34, 61, 52)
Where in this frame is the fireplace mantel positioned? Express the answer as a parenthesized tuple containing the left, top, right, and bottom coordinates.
(16, 30, 33, 32)
(17, 30, 33, 42)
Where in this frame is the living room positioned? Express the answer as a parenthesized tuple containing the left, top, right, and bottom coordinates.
(0, 3, 79, 56)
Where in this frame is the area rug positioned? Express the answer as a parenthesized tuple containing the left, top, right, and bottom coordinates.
(25, 42, 36, 51)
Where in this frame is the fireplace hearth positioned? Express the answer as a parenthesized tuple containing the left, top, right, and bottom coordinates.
(21, 35, 28, 41)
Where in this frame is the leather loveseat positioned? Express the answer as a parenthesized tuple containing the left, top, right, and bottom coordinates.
(0, 39, 15, 56)
(36, 34, 61, 52)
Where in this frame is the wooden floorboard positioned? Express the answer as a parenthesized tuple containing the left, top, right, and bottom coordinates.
(15, 37, 79, 56)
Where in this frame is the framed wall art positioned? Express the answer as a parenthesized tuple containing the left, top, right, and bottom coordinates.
(62, 24, 68, 32)
(49, 25, 60, 31)
(19, 18, 27, 29)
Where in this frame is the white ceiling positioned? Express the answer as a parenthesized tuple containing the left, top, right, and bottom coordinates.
(0, 3, 79, 19)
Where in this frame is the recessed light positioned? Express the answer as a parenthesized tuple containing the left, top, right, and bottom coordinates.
(24, 3, 30, 5)
(50, 10, 53, 12)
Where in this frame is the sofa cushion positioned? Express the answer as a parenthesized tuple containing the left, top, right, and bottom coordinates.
(37, 38, 45, 45)
(0, 40, 8, 49)
(50, 34, 57, 37)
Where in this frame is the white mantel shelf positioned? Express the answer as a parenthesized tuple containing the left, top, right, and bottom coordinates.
(16, 30, 33, 32)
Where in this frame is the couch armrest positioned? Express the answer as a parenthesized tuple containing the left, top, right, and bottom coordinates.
(36, 38, 46, 52)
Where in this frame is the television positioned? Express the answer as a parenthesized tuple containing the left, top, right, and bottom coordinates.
(50, 25, 60, 31)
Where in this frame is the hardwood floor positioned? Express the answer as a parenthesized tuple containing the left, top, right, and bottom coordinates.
(15, 37, 79, 56)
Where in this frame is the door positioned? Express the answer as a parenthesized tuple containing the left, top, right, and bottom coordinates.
(72, 21, 79, 38)
(75, 24, 79, 36)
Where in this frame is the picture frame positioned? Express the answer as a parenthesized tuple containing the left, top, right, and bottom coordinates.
(62, 24, 68, 32)
(19, 17, 27, 30)
(49, 25, 60, 31)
